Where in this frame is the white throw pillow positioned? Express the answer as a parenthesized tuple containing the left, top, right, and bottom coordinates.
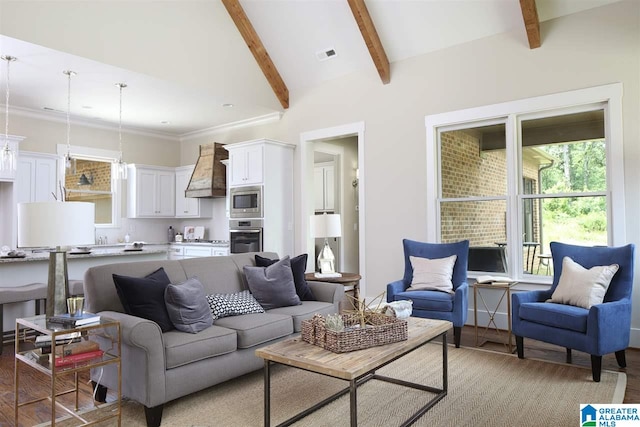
(407, 254, 457, 294)
(549, 256, 619, 309)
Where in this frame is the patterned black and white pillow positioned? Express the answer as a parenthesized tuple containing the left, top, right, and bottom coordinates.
(206, 290, 265, 321)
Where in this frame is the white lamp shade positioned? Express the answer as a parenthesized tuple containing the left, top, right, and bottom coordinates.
(310, 213, 342, 238)
(18, 202, 95, 248)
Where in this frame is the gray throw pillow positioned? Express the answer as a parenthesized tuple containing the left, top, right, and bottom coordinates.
(243, 256, 301, 310)
(164, 277, 213, 333)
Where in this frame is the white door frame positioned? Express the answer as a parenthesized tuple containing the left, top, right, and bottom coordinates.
(299, 121, 366, 294)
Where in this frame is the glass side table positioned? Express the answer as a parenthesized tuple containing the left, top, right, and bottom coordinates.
(14, 315, 122, 426)
(473, 281, 518, 353)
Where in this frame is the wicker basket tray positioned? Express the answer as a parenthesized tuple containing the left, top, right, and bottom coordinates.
(301, 313, 408, 353)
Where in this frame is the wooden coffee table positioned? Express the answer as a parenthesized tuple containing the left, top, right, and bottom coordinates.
(255, 317, 451, 427)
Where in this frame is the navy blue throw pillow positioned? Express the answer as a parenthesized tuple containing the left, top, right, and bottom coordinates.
(255, 254, 316, 301)
(112, 267, 174, 332)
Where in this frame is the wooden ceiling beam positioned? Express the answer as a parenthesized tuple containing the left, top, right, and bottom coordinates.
(222, 0, 289, 109)
(520, 0, 541, 49)
(347, 0, 390, 84)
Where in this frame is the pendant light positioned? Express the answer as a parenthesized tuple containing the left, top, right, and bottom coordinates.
(113, 82, 127, 180)
(63, 70, 77, 174)
(0, 55, 17, 172)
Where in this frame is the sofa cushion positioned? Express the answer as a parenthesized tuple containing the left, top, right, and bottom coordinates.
(206, 290, 265, 321)
(268, 301, 336, 332)
(549, 256, 619, 309)
(244, 257, 301, 309)
(165, 277, 213, 334)
(163, 325, 237, 369)
(255, 254, 316, 301)
(519, 301, 588, 333)
(112, 267, 174, 332)
(213, 313, 293, 348)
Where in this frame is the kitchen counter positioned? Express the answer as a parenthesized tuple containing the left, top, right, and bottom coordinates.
(0, 247, 168, 264)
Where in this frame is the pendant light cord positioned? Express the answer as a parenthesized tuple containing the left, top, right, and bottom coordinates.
(2, 56, 16, 148)
(65, 71, 72, 158)
(118, 83, 123, 161)
(4, 57, 10, 143)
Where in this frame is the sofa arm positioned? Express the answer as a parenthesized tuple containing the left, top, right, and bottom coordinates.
(308, 281, 345, 306)
(94, 311, 167, 408)
(386, 280, 407, 302)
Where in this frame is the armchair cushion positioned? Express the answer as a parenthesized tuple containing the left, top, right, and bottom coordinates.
(549, 256, 619, 309)
(407, 255, 456, 294)
(394, 290, 453, 312)
(519, 302, 588, 333)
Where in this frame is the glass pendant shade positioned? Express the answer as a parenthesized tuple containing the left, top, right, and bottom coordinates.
(0, 144, 15, 171)
(1, 55, 17, 172)
(115, 159, 128, 180)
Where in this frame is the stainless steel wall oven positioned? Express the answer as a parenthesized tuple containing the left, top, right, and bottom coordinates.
(229, 219, 263, 254)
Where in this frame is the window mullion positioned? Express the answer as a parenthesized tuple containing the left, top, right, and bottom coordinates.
(506, 114, 522, 278)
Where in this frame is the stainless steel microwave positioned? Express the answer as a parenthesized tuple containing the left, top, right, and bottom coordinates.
(229, 186, 263, 218)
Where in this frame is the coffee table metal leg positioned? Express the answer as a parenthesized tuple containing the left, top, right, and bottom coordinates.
(443, 332, 448, 393)
(350, 379, 357, 426)
(264, 360, 271, 427)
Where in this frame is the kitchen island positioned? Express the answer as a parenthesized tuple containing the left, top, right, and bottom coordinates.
(0, 247, 169, 334)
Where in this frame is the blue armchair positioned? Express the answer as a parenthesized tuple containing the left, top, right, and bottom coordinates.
(387, 239, 469, 347)
(512, 241, 635, 382)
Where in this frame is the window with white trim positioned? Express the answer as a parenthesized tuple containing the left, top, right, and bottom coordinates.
(425, 84, 625, 281)
(57, 145, 122, 228)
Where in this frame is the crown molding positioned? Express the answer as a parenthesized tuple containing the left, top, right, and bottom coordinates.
(4, 104, 180, 142)
(5, 104, 284, 144)
(179, 112, 283, 141)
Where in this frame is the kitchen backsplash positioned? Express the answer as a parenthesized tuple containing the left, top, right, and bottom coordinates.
(95, 198, 229, 244)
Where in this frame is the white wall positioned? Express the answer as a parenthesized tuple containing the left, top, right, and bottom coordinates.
(178, 1, 640, 346)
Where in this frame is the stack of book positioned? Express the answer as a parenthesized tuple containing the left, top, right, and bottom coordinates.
(35, 333, 104, 367)
(475, 275, 517, 285)
(47, 312, 101, 327)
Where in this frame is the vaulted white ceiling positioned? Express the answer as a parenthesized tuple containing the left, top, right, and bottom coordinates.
(0, 0, 622, 139)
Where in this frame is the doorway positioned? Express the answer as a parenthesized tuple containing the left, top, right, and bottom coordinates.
(300, 122, 365, 292)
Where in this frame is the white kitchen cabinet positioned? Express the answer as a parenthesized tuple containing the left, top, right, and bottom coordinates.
(228, 144, 263, 186)
(225, 139, 295, 257)
(213, 247, 229, 257)
(314, 162, 335, 212)
(16, 152, 58, 203)
(169, 244, 230, 259)
(175, 165, 212, 218)
(127, 164, 175, 218)
(184, 246, 213, 258)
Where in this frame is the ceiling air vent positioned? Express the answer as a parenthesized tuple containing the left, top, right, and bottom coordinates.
(316, 48, 337, 62)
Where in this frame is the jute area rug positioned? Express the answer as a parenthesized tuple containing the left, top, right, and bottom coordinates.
(118, 345, 625, 427)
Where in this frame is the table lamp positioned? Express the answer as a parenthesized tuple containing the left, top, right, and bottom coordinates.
(17, 202, 95, 317)
(310, 213, 342, 276)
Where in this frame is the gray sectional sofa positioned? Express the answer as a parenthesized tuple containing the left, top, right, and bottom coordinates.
(83, 252, 343, 427)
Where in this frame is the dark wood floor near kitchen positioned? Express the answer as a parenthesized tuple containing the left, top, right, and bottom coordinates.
(1, 325, 638, 426)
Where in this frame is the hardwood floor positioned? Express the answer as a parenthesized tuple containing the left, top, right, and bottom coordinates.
(1, 325, 637, 426)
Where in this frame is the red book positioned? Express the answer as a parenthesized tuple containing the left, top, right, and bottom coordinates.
(54, 349, 104, 367)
